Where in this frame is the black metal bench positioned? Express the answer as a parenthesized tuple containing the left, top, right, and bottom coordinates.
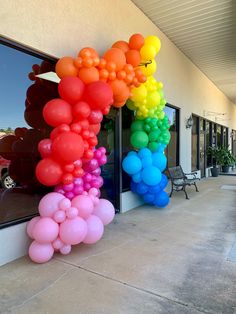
(168, 166, 200, 199)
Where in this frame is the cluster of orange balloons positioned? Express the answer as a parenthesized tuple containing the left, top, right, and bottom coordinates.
(55, 34, 147, 108)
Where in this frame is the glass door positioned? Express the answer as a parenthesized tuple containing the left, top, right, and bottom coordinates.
(199, 118, 205, 177)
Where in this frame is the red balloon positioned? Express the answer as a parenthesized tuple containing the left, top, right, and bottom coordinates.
(88, 110, 103, 124)
(52, 131, 84, 163)
(38, 139, 52, 158)
(88, 123, 101, 135)
(84, 81, 113, 110)
(36, 158, 63, 186)
(58, 77, 84, 105)
(43, 99, 72, 127)
(73, 101, 91, 120)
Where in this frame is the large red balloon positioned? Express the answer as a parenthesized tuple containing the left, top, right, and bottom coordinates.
(73, 101, 91, 120)
(58, 77, 84, 105)
(84, 81, 113, 110)
(43, 99, 72, 127)
(36, 158, 63, 186)
(52, 131, 84, 163)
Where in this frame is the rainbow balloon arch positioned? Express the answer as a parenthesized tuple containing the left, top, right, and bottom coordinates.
(26, 33, 170, 263)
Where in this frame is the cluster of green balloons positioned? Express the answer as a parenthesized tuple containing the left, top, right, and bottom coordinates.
(130, 116, 171, 152)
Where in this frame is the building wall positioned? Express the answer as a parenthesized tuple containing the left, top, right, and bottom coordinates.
(0, 0, 236, 264)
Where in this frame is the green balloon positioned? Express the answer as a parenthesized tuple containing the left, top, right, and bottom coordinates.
(126, 99, 136, 111)
(148, 142, 158, 152)
(131, 120, 144, 133)
(149, 130, 160, 142)
(144, 124, 151, 133)
(131, 131, 149, 149)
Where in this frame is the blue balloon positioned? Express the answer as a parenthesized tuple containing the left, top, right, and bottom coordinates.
(143, 193, 155, 203)
(142, 157, 152, 168)
(141, 166, 161, 186)
(157, 144, 166, 153)
(148, 184, 161, 194)
(122, 155, 142, 175)
(132, 172, 142, 183)
(130, 180, 138, 193)
(154, 191, 169, 208)
(159, 174, 168, 190)
(127, 151, 137, 157)
(152, 152, 167, 172)
(136, 182, 149, 195)
(138, 148, 152, 159)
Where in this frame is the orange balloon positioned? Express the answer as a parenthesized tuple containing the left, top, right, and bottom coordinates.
(79, 47, 99, 58)
(78, 67, 99, 84)
(129, 34, 145, 50)
(109, 79, 130, 103)
(112, 41, 130, 53)
(56, 57, 78, 78)
(103, 48, 126, 71)
(125, 50, 141, 67)
(113, 100, 126, 108)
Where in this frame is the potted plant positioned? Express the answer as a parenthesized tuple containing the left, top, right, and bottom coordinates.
(217, 146, 235, 173)
(207, 146, 221, 177)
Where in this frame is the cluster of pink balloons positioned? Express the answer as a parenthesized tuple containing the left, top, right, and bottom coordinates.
(27, 191, 115, 263)
(54, 147, 107, 200)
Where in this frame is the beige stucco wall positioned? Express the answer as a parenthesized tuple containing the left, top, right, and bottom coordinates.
(0, 0, 236, 172)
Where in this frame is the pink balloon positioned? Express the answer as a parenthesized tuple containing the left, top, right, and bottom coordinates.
(39, 192, 65, 217)
(59, 217, 87, 245)
(93, 199, 115, 225)
(29, 241, 54, 263)
(53, 210, 66, 223)
(59, 198, 71, 211)
(26, 216, 40, 239)
(52, 237, 64, 250)
(33, 217, 59, 243)
(83, 215, 104, 244)
(89, 187, 99, 196)
(60, 244, 72, 255)
(71, 195, 94, 219)
(66, 207, 78, 219)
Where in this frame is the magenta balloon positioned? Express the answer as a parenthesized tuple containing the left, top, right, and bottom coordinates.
(91, 168, 101, 176)
(83, 173, 92, 182)
(59, 217, 87, 245)
(84, 182, 91, 191)
(74, 178, 83, 186)
(26, 216, 40, 239)
(93, 150, 102, 159)
(83, 215, 104, 244)
(93, 199, 115, 225)
(99, 147, 106, 154)
(71, 195, 94, 219)
(29, 241, 54, 263)
(65, 191, 75, 200)
(39, 192, 65, 217)
(33, 217, 59, 243)
(63, 183, 74, 192)
(98, 155, 107, 166)
(73, 185, 84, 195)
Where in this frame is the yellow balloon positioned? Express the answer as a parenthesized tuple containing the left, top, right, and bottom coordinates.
(156, 81, 163, 90)
(146, 91, 160, 109)
(130, 85, 147, 103)
(145, 35, 161, 54)
(140, 44, 156, 60)
(141, 59, 157, 77)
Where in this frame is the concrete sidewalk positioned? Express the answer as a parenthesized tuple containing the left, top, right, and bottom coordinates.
(1, 176, 236, 314)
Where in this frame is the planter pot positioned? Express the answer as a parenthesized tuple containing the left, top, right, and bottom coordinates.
(222, 166, 230, 173)
(210, 167, 219, 177)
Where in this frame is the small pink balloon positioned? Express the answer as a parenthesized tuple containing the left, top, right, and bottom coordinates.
(98, 155, 107, 165)
(89, 187, 99, 196)
(60, 244, 71, 255)
(91, 168, 101, 176)
(59, 217, 87, 245)
(83, 215, 104, 244)
(39, 192, 65, 217)
(63, 183, 74, 192)
(65, 191, 75, 200)
(71, 194, 94, 219)
(93, 199, 115, 225)
(84, 182, 91, 191)
(33, 217, 59, 243)
(74, 178, 83, 186)
(26, 216, 40, 239)
(53, 210, 66, 223)
(29, 241, 54, 263)
(52, 237, 64, 250)
(59, 198, 71, 211)
(99, 147, 106, 154)
(66, 207, 78, 219)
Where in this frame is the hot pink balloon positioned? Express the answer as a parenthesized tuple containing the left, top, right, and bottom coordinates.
(59, 217, 87, 245)
(71, 195, 94, 219)
(33, 217, 59, 243)
(29, 241, 54, 263)
(83, 215, 104, 244)
(93, 199, 115, 225)
(26, 216, 40, 239)
(39, 192, 65, 217)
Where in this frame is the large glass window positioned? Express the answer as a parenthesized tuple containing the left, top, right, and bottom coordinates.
(191, 115, 198, 171)
(232, 130, 236, 156)
(0, 38, 58, 228)
(217, 125, 222, 147)
(206, 121, 212, 166)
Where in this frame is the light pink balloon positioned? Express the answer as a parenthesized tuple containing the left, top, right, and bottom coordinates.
(83, 215, 104, 244)
(39, 192, 64, 217)
(93, 199, 115, 225)
(29, 241, 54, 263)
(59, 217, 87, 245)
(71, 195, 94, 219)
(66, 207, 79, 219)
(53, 210, 66, 223)
(26, 216, 40, 239)
(33, 217, 59, 243)
(59, 198, 71, 211)
(52, 237, 64, 250)
(60, 244, 71, 255)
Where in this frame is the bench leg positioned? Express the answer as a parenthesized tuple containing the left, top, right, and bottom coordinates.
(169, 184, 173, 198)
(183, 186, 189, 199)
(194, 182, 199, 192)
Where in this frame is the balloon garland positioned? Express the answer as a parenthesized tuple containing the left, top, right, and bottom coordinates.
(26, 33, 170, 263)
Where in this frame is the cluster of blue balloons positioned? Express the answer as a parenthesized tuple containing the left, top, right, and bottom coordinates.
(122, 148, 169, 207)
